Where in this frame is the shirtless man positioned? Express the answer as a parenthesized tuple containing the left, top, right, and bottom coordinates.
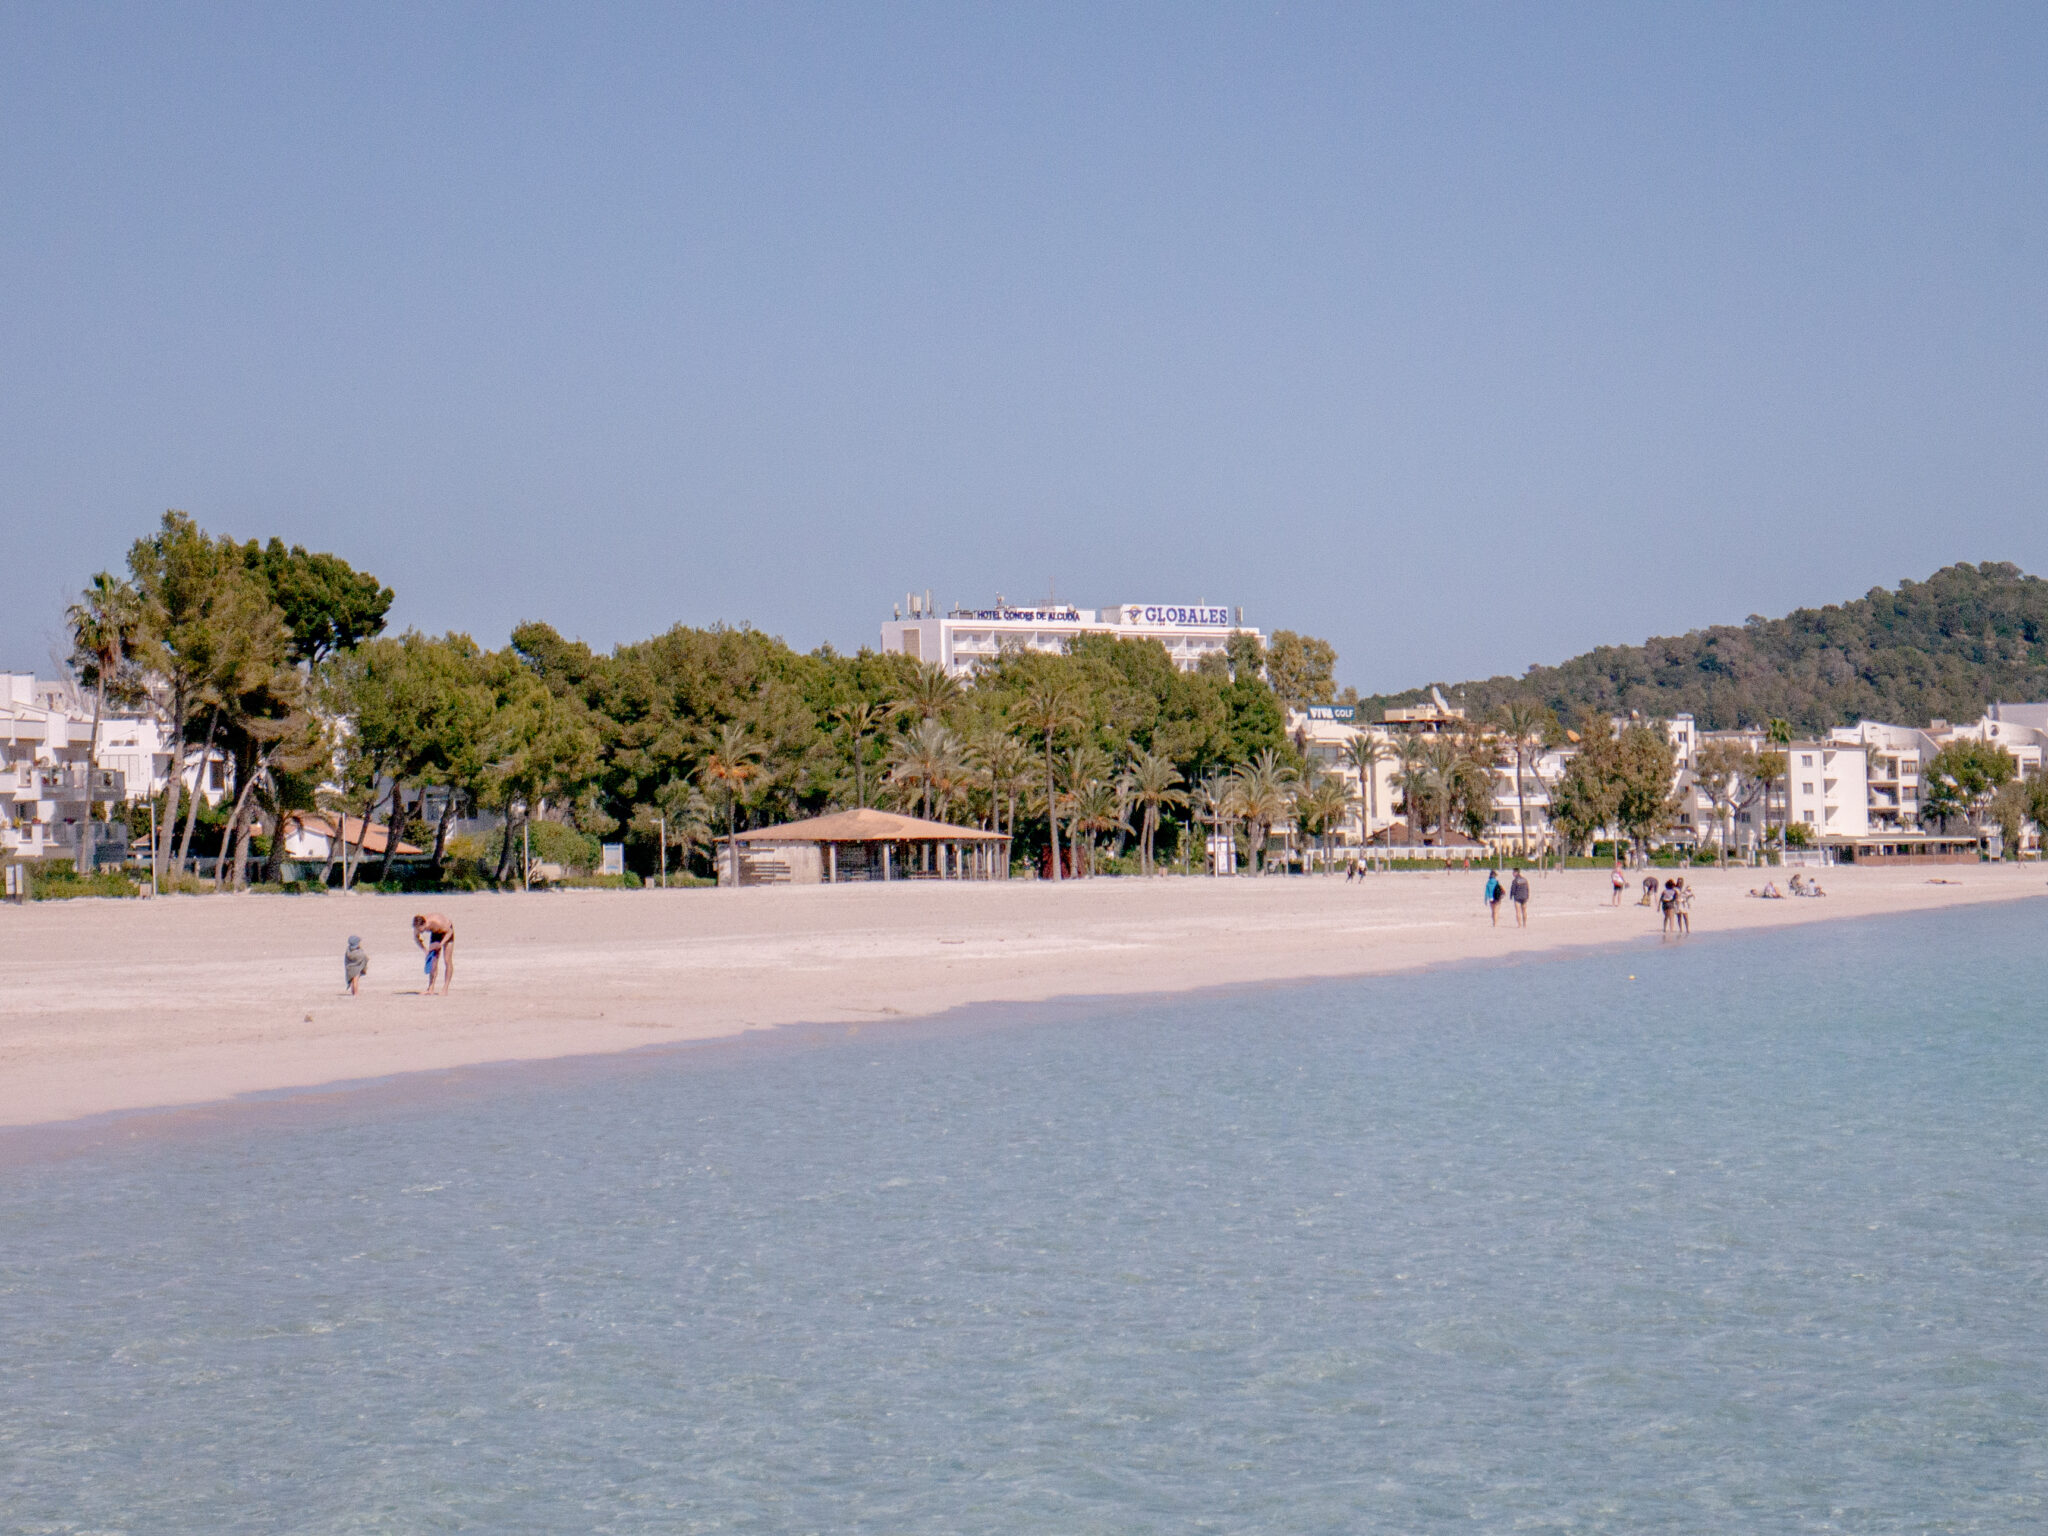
(413, 913, 455, 994)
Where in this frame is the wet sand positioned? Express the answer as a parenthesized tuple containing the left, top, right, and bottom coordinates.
(1, 864, 2040, 1128)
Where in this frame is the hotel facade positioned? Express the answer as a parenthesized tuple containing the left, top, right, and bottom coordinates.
(880, 597, 1262, 677)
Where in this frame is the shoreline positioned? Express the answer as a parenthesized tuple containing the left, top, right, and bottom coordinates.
(1, 866, 2040, 1135)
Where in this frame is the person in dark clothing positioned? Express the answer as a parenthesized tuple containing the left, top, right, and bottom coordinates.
(1509, 869, 1530, 927)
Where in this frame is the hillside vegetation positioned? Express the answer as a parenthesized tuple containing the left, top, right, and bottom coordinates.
(1360, 562, 2048, 733)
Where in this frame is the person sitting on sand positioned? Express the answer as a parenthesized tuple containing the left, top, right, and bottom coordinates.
(413, 913, 455, 995)
(1788, 873, 1808, 896)
(1748, 881, 1785, 899)
(343, 934, 369, 995)
(1805, 879, 1826, 897)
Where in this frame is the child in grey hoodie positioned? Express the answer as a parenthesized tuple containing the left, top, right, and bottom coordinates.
(344, 935, 369, 995)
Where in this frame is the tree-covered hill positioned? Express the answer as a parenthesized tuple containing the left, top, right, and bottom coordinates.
(1358, 562, 2048, 733)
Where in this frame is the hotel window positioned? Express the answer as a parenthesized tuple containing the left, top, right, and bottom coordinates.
(1801, 754, 1814, 767)
(1801, 783, 1813, 795)
(1803, 810, 1816, 823)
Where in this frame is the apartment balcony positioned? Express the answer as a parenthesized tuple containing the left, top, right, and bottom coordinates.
(4, 766, 124, 803)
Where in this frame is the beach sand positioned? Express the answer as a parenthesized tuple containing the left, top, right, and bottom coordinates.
(1, 864, 2040, 1128)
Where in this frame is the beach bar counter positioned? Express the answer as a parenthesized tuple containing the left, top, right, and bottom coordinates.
(716, 808, 1012, 886)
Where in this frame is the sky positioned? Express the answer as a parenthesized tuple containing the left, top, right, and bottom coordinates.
(4, 4, 2045, 693)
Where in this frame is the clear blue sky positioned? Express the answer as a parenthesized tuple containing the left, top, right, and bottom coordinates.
(4, 4, 2044, 692)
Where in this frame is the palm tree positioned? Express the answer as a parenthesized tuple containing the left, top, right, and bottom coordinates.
(832, 700, 886, 808)
(1066, 778, 1127, 877)
(644, 780, 715, 880)
(1492, 698, 1548, 856)
(1229, 750, 1297, 874)
(65, 572, 144, 872)
(1418, 735, 1466, 846)
(893, 662, 964, 724)
(1293, 767, 1357, 874)
(975, 731, 1036, 839)
(1015, 681, 1082, 881)
(1342, 733, 1386, 841)
(1119, 751, 1187, 875)
(700, 722, 762, 884)
(885, 718, 962, 822)
(1393, 734, 1430, 845)
(1763, 718, 1794, 847)
(1194, 771, 1235, 875)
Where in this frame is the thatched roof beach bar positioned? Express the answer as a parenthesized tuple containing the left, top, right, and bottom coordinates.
(716, 808, 1011, 886)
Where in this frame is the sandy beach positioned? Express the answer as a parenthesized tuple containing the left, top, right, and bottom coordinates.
(1, 865, 2040, 1129)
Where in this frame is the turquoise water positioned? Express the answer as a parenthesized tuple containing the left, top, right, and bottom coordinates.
(4, 903, 2047, 1533)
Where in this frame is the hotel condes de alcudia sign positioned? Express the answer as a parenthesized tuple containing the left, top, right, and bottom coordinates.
(1119, 604, 1234, 627)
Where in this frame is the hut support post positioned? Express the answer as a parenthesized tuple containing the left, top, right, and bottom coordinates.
(827, 843, 837, 883)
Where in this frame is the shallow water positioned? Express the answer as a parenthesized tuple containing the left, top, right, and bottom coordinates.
(4, 902, 2047, 1533)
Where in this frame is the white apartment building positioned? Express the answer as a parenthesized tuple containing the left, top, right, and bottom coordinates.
(881, 595, 1263, 678)
(0, 672, 208, 863)
(1288, 706, 1401, 845)
(1827, 720, 1932, 829)
(1783, 740, 1871, 841)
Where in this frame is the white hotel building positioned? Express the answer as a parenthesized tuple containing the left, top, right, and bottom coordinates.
(880, 597, 1261, 677)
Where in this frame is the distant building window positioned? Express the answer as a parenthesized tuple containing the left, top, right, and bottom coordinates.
(1801, 754, 1814, 767)
(1803, 811, 1816, 824)
(1801, 783, 1814, 795)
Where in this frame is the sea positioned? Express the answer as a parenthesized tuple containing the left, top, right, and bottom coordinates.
(3, 899, 2046, 1533)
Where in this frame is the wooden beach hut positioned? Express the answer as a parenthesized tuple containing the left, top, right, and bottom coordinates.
(717, 808, 1012, 886)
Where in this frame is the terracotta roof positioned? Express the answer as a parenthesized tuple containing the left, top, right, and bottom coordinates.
(1363, 821, 1487, 849)
(724, 807, 1009, 844)
(284, 811, 424, 856)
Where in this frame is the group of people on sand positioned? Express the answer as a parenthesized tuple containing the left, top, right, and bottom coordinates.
(1482, 867, 1531, 927)
(1608, 859, 1695, 934)
(341, 913, 456, 996)
(1749, 873, 1827, 900)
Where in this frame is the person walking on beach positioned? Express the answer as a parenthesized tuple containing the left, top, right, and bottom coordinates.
(1509, 868, 1530, 926)
(1611, 859, 1628, 906)
(1675, 877, 1692, 934)
(1484, 868, 1504, 925)
(413, 913, 455, 995)
(1659, 878, 1679, 934)
(343, 935, 368, 995)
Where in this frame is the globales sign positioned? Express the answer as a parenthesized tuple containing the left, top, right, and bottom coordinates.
(1121, 604, 1234, 627)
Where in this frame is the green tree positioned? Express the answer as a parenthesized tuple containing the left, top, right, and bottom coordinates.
(236, 538, 392, 665)
(1921, 738, 2018, 833)
(1691, 739, 1757, 867)
(1264, 630, 1338, 708)
(1613, 723, 1681, 858)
